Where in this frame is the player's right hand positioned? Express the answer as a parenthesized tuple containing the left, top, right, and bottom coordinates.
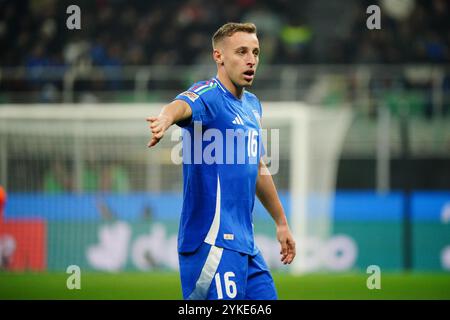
(146, 114, 172, 147)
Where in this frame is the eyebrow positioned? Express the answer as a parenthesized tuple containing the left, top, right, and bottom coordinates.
(234, 46, 260, 52)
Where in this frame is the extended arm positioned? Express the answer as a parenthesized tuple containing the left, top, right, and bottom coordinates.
(256, 160, 296, 264)
(146, 100, 192, 147)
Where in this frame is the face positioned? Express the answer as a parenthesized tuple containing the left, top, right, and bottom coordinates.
(214, 32, 260, 88)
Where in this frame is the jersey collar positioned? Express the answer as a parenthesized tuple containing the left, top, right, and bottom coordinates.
(213, 77, 245, 102)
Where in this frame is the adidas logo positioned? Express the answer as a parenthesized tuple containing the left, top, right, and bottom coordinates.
(232, 114, 244, 125)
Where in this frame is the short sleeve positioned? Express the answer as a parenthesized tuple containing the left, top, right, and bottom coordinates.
(173, 90, 206, 128)
(173, 88, 217, 128)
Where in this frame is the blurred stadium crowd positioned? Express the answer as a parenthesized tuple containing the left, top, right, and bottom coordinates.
(0, 0, 449, 116)
(1, 0, 449, 67)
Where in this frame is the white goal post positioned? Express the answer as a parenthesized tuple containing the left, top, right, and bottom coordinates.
(263, 104, 353, 273)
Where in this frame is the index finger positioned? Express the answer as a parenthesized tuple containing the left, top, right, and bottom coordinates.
(287, 239, 296, 262)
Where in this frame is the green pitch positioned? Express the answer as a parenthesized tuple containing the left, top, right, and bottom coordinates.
(0, 272, 449, 300)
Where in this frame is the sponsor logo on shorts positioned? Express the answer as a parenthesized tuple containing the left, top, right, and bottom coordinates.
(224, 234, 234, 240)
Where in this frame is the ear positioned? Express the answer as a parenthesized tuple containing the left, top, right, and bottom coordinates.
(213, 48, 224, 65)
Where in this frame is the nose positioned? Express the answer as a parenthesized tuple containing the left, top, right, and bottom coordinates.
(246, 53, 256, 67)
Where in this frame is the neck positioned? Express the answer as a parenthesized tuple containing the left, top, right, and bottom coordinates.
(216, 71, 244, 99)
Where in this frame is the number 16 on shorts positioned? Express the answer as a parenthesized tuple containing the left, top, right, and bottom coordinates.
(214, 272, 237, 299)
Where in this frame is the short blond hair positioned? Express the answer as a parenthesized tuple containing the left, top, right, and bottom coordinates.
(212, 22, 257, 48)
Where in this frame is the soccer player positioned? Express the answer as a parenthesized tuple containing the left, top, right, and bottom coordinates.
(147, 22, 296, 300)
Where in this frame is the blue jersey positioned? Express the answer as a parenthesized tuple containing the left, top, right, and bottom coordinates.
(174, 77, 264, 256)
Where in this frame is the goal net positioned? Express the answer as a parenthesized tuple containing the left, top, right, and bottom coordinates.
(0, 103, 352, 274)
